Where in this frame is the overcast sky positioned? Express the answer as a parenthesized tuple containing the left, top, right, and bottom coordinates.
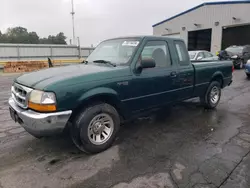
(2, 0, 231, 46)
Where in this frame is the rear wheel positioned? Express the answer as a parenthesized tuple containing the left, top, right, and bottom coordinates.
(70, 103, 120, 154)
(200, 81, 221, 109)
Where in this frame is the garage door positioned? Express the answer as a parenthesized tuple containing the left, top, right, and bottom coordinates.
(164, 33, 181, 39)
(222, 25, 250, 49)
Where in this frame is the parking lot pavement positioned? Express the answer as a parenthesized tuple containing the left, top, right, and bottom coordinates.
(0, 70, 250, 188)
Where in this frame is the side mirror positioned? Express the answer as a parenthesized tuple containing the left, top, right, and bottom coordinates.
(197, 56, 203, 60)
(140, 58, 156, 69)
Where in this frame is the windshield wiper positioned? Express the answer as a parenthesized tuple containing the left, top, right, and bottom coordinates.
(93, 60, 116, 67)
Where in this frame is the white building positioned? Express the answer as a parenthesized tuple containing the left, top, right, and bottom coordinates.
(153, 1, 250, 53)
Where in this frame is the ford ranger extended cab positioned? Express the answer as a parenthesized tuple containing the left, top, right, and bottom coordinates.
(9, 36, 233, 153)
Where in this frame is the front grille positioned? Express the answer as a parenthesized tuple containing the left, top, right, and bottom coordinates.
(11, 83, 33, 109)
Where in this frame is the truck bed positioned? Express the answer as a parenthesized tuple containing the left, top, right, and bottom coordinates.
(192, 60, 233, 97)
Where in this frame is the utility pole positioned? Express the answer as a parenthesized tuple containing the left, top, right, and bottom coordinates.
(70, 0, 76, 45)
(77, 37, 81, 59)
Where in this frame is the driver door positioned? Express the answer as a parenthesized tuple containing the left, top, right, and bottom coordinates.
(125, 40, 178, 113)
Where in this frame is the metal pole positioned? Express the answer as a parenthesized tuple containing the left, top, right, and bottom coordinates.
(77, 37, 81, 59)
(71, 0, 76, 45)
(50, 46, 53, 59)
(17, 45, 20, 60)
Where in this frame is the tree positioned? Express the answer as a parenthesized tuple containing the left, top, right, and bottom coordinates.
(0, 31, 3, 42)
(45, 33, 67, 44)
(6, 27, 27, 36)
(28, 32, 39, 44)
(54, 32, 67, 44)
(39, 37, 50, 44)
(0, 26, 67, 44)
(6, 27, 29, 43)
(0, 32, 9, 43)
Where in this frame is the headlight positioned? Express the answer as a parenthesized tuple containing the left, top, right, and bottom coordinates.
(28, 90, 57, 112)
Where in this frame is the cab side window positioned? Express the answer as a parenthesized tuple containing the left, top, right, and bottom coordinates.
(174, 41, 190, 66)
(141, 41, 171, 68)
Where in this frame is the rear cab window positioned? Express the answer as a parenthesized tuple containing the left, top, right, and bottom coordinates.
(174, 40, 190, 66)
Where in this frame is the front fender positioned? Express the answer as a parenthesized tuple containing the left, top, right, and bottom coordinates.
(75, 87, 128, 118)
(77, 87, 119, 103)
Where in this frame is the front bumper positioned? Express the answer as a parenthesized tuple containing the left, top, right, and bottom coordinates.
(8, 97, 72, 137)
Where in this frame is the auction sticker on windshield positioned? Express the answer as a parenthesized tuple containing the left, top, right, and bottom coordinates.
(122, 41, 139, 46)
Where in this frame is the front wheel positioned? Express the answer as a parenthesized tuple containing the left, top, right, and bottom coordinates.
(200, 81, 221, 109)
(70, 103, 120, 154)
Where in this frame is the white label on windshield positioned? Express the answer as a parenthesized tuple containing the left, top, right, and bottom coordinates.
(122, 41, 139, 46)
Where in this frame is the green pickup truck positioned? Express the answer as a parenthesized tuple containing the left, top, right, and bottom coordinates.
(9, 36, 233, 153)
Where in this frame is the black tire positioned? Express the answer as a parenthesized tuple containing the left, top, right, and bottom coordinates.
(70, 103, 120, 154)
(200, 81, 221, 109)
(247, 74, 250, 78)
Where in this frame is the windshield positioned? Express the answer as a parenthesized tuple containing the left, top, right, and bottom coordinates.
(225, 46, 243, 54)
(188, 51, 196, 59)
(87, 38, 140, 65)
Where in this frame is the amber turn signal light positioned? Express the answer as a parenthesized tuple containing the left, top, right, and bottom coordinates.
(28, 102, 56, 112)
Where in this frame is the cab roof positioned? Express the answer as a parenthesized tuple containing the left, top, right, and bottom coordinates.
(104, 35, 183, 41)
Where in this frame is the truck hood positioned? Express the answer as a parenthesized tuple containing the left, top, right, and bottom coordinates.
(15, 64, 117, 89)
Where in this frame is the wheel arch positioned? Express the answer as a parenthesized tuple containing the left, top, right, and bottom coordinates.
(70, 87, 125, 122)
(210, 72, 224, 88)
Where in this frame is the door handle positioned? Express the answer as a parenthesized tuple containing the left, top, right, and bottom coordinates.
(170, 71, 177, 77)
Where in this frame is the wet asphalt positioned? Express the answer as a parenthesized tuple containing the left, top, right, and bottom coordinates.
(0, 70, 250, 188)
